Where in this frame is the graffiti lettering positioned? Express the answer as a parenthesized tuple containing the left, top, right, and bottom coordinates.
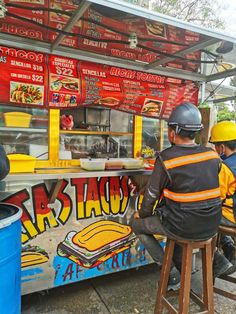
(56, 180, 72, 225)
(121, 248, 131, 267)
(111, 252, 119, 269)
(32, 184, 59, 232)
(99, 177, 110, 215)
(120, 177, 129, 214)
(72, 177, 130, 219)
(85, 177, 102, 217)
(3, 177, 131, 244)
(76, 264, 83, 279)
(54, 247, 148, 286)
(63, 263, 74, 282)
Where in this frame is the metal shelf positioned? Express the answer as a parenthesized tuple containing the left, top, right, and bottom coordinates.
(0, 127, 47, 133)
(60, 130, 133, 136)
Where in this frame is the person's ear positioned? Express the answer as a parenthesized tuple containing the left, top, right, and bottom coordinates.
(219, 144, 226, 155)
(168, 127, 175, 143)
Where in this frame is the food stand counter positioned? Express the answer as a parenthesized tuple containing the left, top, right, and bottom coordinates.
(0, 0, 236, 296)
(2, 168, 152, 295)
(0, 100, 162, 295)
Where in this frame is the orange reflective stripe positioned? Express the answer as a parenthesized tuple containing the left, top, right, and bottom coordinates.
(163, 151, 219, 169)
(163, 188, 220, 202)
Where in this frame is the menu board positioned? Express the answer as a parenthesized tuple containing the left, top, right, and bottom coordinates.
(162, 82, 199, 119)
(48, 55, 80, 107)
(79, 62, 123, 107)
(0, 45, 198, 118)
(0, 46, 47, 107)
(79, 61, 198, 119)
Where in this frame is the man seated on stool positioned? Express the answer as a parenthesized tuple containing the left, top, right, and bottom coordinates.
(209, 121, 236, 277)
(131, 102, 222, 290)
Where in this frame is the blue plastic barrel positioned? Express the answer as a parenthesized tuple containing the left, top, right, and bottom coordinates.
(0, 203, 22, 314)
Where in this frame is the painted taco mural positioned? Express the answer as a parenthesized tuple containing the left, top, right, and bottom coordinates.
(57, 220, 135, 268)
(21, 245, 49, 268)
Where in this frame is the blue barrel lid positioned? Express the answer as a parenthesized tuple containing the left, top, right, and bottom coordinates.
(0, 203, 22, 229)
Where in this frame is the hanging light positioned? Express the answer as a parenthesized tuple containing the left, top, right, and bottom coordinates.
(128, 33, 138, 49)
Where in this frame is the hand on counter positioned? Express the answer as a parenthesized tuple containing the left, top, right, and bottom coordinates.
(133, 211, 140, 219)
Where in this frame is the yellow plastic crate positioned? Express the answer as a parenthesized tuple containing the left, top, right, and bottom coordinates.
(4, 112, 32, 128)
(7, 154, 36, 173)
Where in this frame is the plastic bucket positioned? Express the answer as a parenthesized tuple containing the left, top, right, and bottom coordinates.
(0, 203, 22, 314)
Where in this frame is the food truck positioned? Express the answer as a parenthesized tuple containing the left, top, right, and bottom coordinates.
(0, 0, 235, 295)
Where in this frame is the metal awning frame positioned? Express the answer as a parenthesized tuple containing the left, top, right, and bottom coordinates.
(1, 0, 236, 85)
(51, 0, 92, 51)
(0, 32, 205, 82)
(212, 96, 236, 104)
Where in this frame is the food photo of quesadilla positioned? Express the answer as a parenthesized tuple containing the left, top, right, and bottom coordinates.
(21, 245, 49, 268)
(57, 220, 135, 268)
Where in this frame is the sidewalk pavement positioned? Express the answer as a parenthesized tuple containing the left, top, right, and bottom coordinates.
(22, 263, 236, 314)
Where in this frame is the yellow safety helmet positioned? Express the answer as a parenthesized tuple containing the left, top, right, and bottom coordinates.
(209, 121, 236, 143)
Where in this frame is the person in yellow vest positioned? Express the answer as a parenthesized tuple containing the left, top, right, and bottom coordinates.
(131, 102, 224, 290)
(209, 121, 236, 275)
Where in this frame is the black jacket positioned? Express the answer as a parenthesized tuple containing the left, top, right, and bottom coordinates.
(140, 144, 222, 240)
(0, 145, 9, 181)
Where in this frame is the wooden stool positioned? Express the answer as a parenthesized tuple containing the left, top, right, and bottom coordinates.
(214, 225, 236, 301)
(155, 236, 216, 314)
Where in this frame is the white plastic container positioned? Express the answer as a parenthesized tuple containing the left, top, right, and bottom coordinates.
(122, 158, 143, 169)
(80, 159, 106, 171)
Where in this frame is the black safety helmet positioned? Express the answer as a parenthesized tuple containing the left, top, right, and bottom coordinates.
(168, 102, 203, 134)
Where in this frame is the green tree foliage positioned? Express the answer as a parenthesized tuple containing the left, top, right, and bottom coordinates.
(126, 0, 224, 29)
(216, 103, 235, 122)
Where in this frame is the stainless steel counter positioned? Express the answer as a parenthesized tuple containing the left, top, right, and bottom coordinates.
(4, 168, 152, 181)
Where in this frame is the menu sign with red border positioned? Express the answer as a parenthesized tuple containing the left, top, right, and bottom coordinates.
(0, 45, 198, 119)
(0, 46, 47, 107)
(79, 61, 198, 119)
(48, 55, 80, 107)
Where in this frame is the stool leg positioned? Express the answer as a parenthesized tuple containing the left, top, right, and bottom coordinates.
(179, 244, 192, 314)
(211, 235, 217, 286)
(155, 239, 175, 314)
(202, 243, 214, 314)
(211, 235, 217, 257)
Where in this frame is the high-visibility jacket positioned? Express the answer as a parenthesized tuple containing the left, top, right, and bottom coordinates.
(219, 152, 236, 223)
(140, 144, 222, 239)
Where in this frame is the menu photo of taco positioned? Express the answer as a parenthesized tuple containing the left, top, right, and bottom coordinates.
(21, 245, 49, 268)
(57, 220, 136, 268)
(50, 75, 79, 93)
(10, 82, 43, 105)
(141, 99, 163, 117)
(94, 97, 119, 107)
(145, 20, 166, 38)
